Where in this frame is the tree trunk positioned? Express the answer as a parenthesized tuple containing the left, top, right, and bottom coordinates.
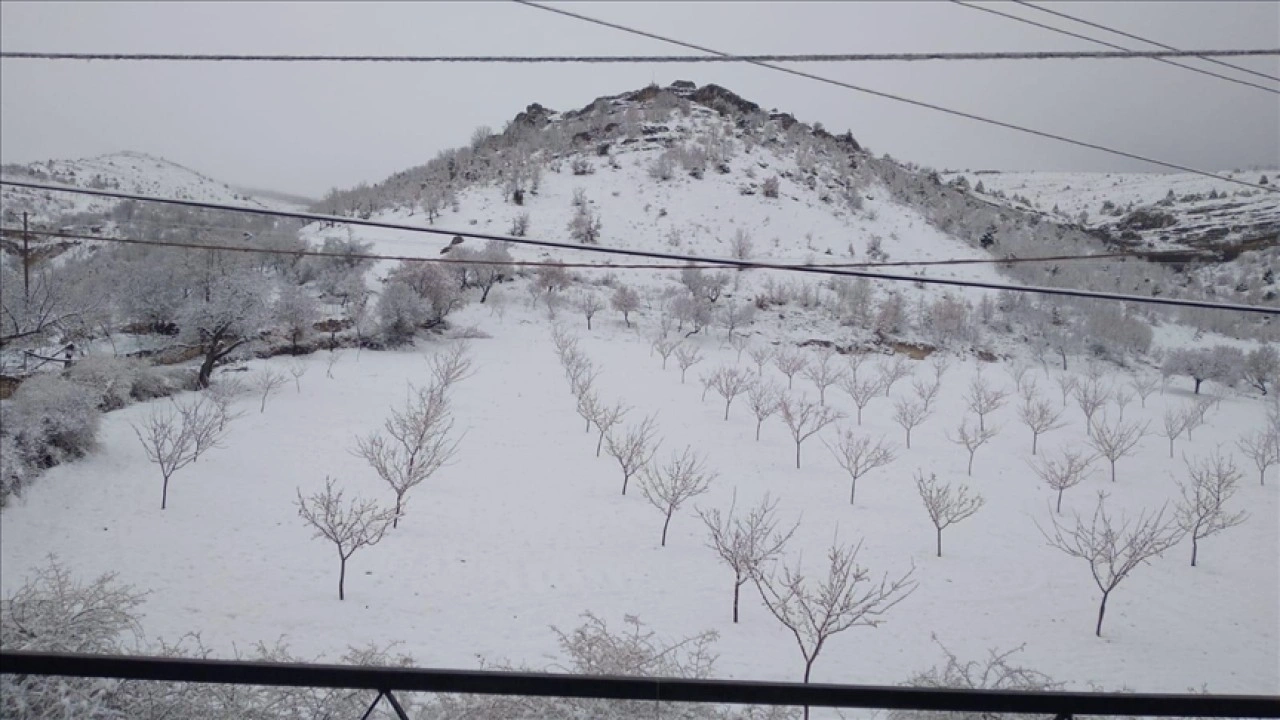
(1032, 431, 1039, 455)
(795, 441, 802, 469)
(856, 406, 863, 425)
(1055, 487, 1064, 514)
(393, 495, 402, 529)
(480, 284, 492, 303)
(724, 399, 731, 421)
(1193, 378, 1202, 394)
(623, 311, 630, 328)
(1169, 436, 1175, 458)
(161, 476, 169, 510)
(585, 417, 591, 433)
(733, 579, 741, 623)
(849, 477, 858, 504)
(621, 473, 630, 496)
(1110, 460, 1116, 482)
(586, 315, 592, 331)
(819, 388, 825, 406)
(1191, 536, 1198, 567)
(1095, 590, 1109, 637)
(338, 554, 347, 601)
(936, 527, 942, 558)
(905, 428, 912, 449)
(967, 452, 974, 476)
(755, 420, 763, 441)
(660, 510, 673, 547)
(595, 430, 605, 457)
(978, 414, 985, 432)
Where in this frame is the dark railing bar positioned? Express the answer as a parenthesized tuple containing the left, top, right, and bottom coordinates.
(3, 651, 1277, 717)
(359, 690, 384, 720)
(382, 689, 411, 720)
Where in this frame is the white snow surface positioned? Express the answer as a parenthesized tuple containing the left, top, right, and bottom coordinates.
(2, 300, 1276, 705)
(1, 151, 297, 224)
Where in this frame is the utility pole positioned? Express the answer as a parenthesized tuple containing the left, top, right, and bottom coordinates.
(22, 211, 30, 302)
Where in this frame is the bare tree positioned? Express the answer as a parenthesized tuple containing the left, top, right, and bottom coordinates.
(574, 291, 604, 331)
(891, 397, 931, 449)
(774, 348, 808, 390)
(911, 376, 941, 413)
(711, 366, 753, 420)
(1159, 406, 1191, 458)
(1111, 387, 1134, 421)
(611, 284, 640, 328)
(964, 374, 1007, 432)
(674, 344, 704, 383)
(1183, 399, 1212, 440)
(1006, 362, 1033, 395)
(1016, 394, 1067, 455)
(780, 396, 843, 468)
(928, 354, 952, 383)
(1086, 413, 1149, 482)
(1029, 448, 1094, 513)
(286, 358, 308, 394)
(1073, 378, 1111, 431)
(879, 355, 915, 397)
(754, 539, 916, 700)
(592, 399, 630, 457)
(838, 374, 882, 425)
(825, 428, 896, 504)
(576, 388, 602, 434)
(914, 471, 984, 557)
(1175, 452, 1248, 567)
(801, 349, 844, 406)
(1237, 426, 1280, 485)
(1040, 491, 1183, 636)
(745, 379, 782, 441)
(1053, 372, 1079, 408)
(428, 341, 474, 390)
(295, 477, 397, 600)
(722, 305, 756, 342)
(605, 414, 660, 495)
(1130, 374, 1159, 408)
(205, 376, 248, 431)
(132, 395, 229, 510)
(748, 344, 774, 376)
(251, 368, 287, 413)
(698, 370, 717, 402)
(697, 492, 798, 623)
(324, 349, 341, 379)
(640, 447, 717, 546)
(946, 418, 998, 476)
(652, 335, 680, 370)
(353, 381, 458, 528)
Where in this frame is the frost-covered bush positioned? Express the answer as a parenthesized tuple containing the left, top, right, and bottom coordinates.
(386, 262, 467, 330)
(64, 355, 145, 411)
(375, 280, 428, 346)
(0, 440, 30, 508)
(6, 374, 101, 471)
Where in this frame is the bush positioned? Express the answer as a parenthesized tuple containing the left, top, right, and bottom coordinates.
(762, 176, 780, 198)
(6, 374, 101, 471)
(64, 355, 144, 411)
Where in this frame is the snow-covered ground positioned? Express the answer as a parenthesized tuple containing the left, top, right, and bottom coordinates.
(2, 298, 1275, 706)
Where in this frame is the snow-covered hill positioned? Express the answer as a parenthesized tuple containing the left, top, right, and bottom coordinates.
(0, 151, 294, 226)
(941, 168, 1280, 257)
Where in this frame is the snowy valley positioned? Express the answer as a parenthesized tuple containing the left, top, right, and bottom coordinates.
(1, 81, 1278, 717)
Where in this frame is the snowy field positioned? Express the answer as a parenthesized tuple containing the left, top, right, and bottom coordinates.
(2, 296, 1276, 706)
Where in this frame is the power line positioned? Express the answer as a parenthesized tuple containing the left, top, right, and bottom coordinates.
(3, 178, 1274, 316)
(10, 226, 1223, 272)
(951, 0, 1279, 95)
(5, 49, 1278, 63)
(1012, 0, 1280, 84)
(512, 1, 1278, 193)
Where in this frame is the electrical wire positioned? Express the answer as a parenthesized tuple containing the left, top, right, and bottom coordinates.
(5, 49, 1278, 63)
(3, 179, 1274, 315)
(1011, 0, 1280, 84)
(950, 0, 1279, 95)
(512, 1, 1279, 192)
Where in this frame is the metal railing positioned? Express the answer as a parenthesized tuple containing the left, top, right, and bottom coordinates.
(3, 650, 1278, 719)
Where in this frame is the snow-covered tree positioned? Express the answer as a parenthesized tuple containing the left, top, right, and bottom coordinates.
(891, 397, 931, 449)
(946, 417, 998, 476)
(1162, 346, 1245, 395)
(963, 374, 1008, 432)
(131, 395, 228, 510)
(1175, 451, 1247, 567)
(748, 344, 774, 376)
(641, 447, 717, 547)
(1086, 413, 1149, 483)
(746, 379, 782, 441)
(1040, 491, 1182, 636)
(801, 349, 844, 406)
(720, 301, 757, 340)
(568, 203, 603, 245)
(754, 538, 916, 701)
(611, 284, 640, 327)
(1029, 448, 1094, 513)
(574, 290, 604, 330)
(295, 477, 397, 600)
(773, 348, 808, 390)
(711, 365, 753, 420)
(286, 358, 308, 393)
(274, 283, 320, 352)
(1244, 345, 1279, 395)
(675, 344, 704, 383)
(605, 414, 660, 495)
(838, 373, 882, 426)
(697, 493, 798, 623)
(1237, 426, 1280, 485)
(878, 355, 915, 398)
(1129, 374, 1160, 408)
(251, 367, 287, 413)
(1073, 378, 1111, 431)
(1016, 393, 1067, 455)
(592, 399, 630, 458)
(652, 335, 681, 370)
(181, 273, 273, 389)
(779, 396, 843, 469)
(354, 380, 457, 528)
(914, 471, 984, 557)
(825, 429, 896, 504)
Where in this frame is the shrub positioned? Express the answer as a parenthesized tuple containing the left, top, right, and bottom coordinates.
(762, 176, 780, 198)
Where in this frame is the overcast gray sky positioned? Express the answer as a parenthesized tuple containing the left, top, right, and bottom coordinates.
(1, 1, 1276, 198)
